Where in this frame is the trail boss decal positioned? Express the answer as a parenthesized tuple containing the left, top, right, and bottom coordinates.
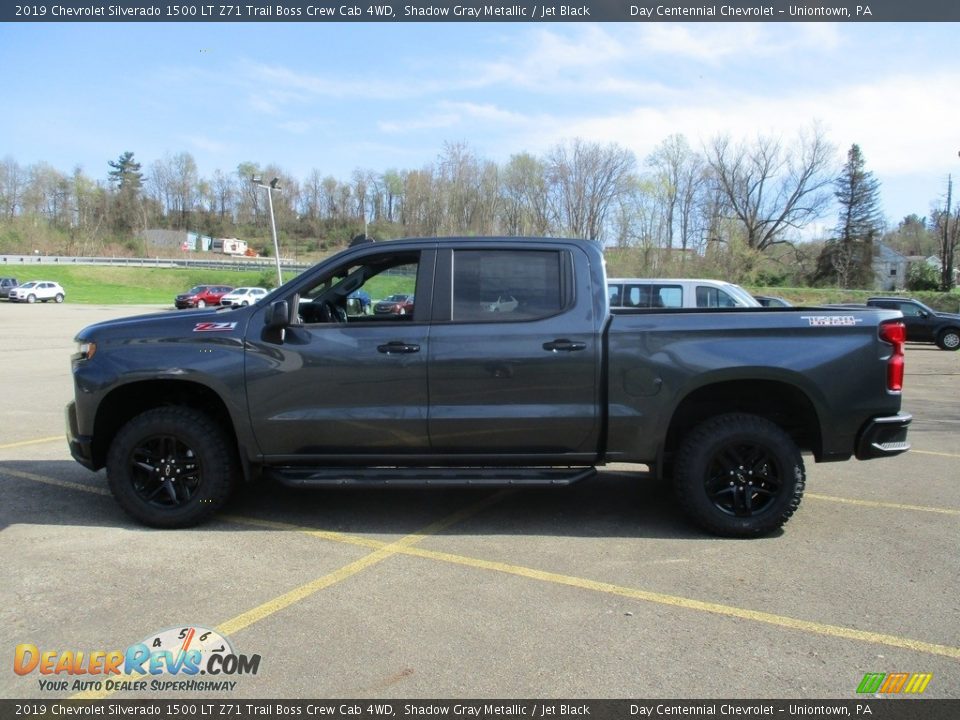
(193, 322, 237, 332)
(801, 315, 864, 327)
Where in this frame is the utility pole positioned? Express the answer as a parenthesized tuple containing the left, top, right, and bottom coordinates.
(253, 176, 283, 286)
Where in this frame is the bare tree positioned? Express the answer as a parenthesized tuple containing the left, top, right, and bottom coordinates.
(0, 156, 25, 220)
(934, 175, 959, 291)
(500, 153, 551, 237)
(546, 138, 636, 242)
(705, 125, 835, 251)
(646, 134, 708, 253)
(208, 170, 236, 223)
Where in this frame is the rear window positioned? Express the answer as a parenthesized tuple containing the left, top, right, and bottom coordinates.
(452, 249, 564, 322)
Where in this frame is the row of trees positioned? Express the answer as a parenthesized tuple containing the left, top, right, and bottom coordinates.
(0, 128, 957, 290)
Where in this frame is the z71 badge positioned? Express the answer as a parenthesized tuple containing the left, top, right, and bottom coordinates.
(193, 322, 237, 332)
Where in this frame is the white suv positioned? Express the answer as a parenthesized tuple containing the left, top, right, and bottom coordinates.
(608, 278, 760, 309)
(8, 281, 66, 303)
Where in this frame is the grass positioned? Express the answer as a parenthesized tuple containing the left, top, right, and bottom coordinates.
(4, 263, 957, 311)
(1, 263, 417, 305)
(2, 265, 278, 304)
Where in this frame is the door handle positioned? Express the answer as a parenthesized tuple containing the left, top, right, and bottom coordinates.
(377, 341, 420, 354)
(542, 339, 587, 352)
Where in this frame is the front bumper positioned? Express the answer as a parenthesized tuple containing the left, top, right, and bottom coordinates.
(855, 412, 912, 460)
(65, 401, 97, 470)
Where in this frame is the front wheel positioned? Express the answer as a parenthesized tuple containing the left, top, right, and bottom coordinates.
(106, 407, 237, 528)
(673, 413, 805, 537)
(937, 328, 960, 351)
(27, 294, 36, 304)
(197, 299, 207, 308)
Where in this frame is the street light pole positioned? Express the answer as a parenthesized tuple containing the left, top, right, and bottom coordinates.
(253, 176, 283, 286)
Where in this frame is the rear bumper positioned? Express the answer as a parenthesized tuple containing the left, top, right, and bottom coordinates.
(856, 412, 912, 460)
(65, 401, 97, 470)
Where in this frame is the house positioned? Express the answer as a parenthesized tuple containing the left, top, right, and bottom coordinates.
(872, 243, 909, 291)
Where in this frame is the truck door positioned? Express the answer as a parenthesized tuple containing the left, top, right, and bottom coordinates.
(246, 248, 433, 458)
(427, 246, 601, 459)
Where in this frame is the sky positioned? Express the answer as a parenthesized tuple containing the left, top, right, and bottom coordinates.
(2, 21, 958, 237)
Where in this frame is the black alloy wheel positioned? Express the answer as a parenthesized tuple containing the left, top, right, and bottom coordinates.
(106, 407, 236, 527)
(673, 413, 805, 537)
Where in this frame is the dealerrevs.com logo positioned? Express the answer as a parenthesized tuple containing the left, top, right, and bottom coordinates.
(13, 626, 261, 693)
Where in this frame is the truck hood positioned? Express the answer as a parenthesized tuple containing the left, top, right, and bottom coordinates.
(74, 307, 242, 340)
(935, 310, 960, 321)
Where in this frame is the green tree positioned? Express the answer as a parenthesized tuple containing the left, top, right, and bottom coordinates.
(107, 151, 145, 237)
(834, 144, 882, 287)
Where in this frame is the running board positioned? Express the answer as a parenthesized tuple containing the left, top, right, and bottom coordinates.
(266, 466, 597, 488)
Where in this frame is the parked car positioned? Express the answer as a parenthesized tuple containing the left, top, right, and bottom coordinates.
(866, 297, 960, 351)
(608, 278, 760, 309)
(373, 293, 415, 316)
(8, 280, 65, 303)
(0, 277, 18, 299)
(174, 285, 233, 309)
(220, 287, 268, 307)
(482, 294, 520, 313)
(754, 295, 793, 308)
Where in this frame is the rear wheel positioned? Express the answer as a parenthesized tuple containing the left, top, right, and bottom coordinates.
(54, 293, 64, 303)
(673, 413, 805, 537)
(937, 328, 960, 351)
(106, 407, 236, 528)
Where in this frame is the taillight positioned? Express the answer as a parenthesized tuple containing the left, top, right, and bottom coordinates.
(879, 321, 905, 392)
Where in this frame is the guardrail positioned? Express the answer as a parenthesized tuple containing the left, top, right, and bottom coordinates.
(0, 254, 312, 272)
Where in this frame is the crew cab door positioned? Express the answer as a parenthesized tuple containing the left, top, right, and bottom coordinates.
(426, 245, 601, 459)
(245, 248, 434, 458)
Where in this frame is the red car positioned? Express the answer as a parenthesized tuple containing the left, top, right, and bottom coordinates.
(174, 285, 233, 309)
(373, 293, 415, 316)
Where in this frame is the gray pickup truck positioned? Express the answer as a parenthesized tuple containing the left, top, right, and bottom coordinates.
(67, 237, 911, 537)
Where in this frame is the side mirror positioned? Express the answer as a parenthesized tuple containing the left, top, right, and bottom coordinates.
(264, 300, 290, 330)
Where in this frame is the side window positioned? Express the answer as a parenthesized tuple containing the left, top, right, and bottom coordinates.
(608, 284, 622, 307)
(899, 303, 922, 317)
(696, 286, 736, 308)
(619, 284, 681, 308)
(452, 249, 563, 322)
(655, 285, 682, 308)
(297, 251, 420, 324)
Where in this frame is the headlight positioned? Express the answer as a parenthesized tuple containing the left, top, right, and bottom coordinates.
(75, 340, 97, 361)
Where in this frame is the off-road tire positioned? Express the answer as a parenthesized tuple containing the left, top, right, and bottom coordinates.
(106, 406, 237, 528)
(673, 413, 805, 538)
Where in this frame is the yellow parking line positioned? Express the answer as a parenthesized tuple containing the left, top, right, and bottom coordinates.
(398, 545, 960, 660)
(806, 492, 960, 516)
(912, 449, 960, 459)
(6, 467, 958, 683)
(217, 490, 511, 637)
(70, 491, 511, 700)
(1, 467, 111, 496)
(219, 514, 960, 661)
(0, 436, 63, 450)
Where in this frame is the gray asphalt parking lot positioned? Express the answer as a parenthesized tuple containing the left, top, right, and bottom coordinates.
(1, 302, 958, 700)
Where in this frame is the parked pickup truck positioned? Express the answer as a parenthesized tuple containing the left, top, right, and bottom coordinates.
(66, 237, 911, 537)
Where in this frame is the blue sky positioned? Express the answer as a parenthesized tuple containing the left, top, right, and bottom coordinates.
(2, 21, 958, 234)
